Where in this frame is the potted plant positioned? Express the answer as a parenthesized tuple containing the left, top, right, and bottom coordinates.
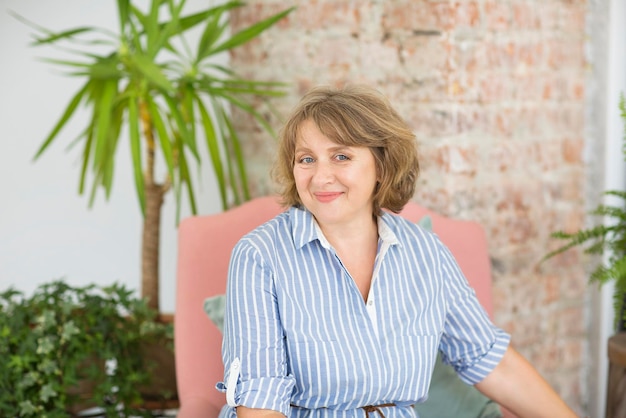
(0, 280, 171, 417)
(15, 0, 293, 313)
(12, 0, 293, 405)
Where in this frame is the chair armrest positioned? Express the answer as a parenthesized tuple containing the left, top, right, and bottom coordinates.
(176, 395, 222, 418)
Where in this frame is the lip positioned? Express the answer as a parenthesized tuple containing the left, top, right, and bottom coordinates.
(313, 192, 343, 203)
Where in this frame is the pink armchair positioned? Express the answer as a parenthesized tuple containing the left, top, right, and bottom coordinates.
(174, 196, 506, 417)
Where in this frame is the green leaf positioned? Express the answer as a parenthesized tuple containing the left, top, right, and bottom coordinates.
(33, 83, 89, 160)
(128, 98, 146, 216)
(180, 82, 198, 156)
(149, 0, 184, 57)
(88, 56, 124, 80)
(31, 27, 96, 45)
(117, 0, 130, 32)
(146, 96, 175, 184)
(100, 91, 126, 200)
(178, 2, 243, 35)
(209, 7, 294, 56)
(78, 128, 95, 196)
(163, 94, 198, 159)
(145, 0, 161, 55)
(178, 148, 197, 215)
(92, 79, 117, 173)
(195, 97, 227, 207)
(222, 108, 250, 204)
(128, 54, 174, 92)
(212, 105, 239, 209)
(219, 89, 275, 136)
(196, 10, 229, 61)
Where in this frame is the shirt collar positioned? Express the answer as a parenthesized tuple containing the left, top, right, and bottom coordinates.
(289, 206, 400, 249)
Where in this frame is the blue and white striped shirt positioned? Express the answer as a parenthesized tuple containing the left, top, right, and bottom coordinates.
(218, 206, 510, 418)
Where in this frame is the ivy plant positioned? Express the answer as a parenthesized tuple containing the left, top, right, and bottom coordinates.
(0, 280, 172, 417)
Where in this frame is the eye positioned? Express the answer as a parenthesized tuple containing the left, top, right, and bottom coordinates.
(297, 156, 315, 164)
(335, 154, 350, 161)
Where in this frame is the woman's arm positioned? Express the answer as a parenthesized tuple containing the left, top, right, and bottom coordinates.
(237, 406, 285, 418)
(475, 345, 578, 418)
(221, 239, 294, 415)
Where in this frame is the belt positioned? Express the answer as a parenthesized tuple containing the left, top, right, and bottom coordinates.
(291, 403, 397, 418)
(362, 403, 396, 418)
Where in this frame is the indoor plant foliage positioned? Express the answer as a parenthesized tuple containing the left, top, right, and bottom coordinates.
(544, 95, 626, 331)
(0, 280, 171, 417)
(18, 0, 292, 311)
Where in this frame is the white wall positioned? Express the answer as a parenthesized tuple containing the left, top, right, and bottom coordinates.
(0, 0, 221, 313)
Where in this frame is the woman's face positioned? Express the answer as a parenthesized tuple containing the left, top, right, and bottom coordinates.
(293, 119, 378, 228)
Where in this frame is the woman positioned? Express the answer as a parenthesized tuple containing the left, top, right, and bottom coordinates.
(218, 85, 577, 418)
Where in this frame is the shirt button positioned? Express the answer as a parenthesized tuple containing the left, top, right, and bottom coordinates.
(367, 300, 374, 306)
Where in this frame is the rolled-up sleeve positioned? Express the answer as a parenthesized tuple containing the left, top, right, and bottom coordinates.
(218, 238, 295, 415)
(436, 243, 511, 385)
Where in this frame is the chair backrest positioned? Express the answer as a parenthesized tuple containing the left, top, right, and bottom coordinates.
(174, 196, 493, 416)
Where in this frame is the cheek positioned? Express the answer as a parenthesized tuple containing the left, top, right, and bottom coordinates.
(293, 169, 308, 189)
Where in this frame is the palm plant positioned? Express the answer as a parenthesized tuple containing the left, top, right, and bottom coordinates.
(15, 0, 293, 312)
(544, 95, 626, 331)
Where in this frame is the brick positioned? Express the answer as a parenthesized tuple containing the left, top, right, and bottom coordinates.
(560, 268, 588, 301)
(557, 306, 585, 336)
(396, 36, 450, 77)
(505, 313, 545, 347)
(546, 39, 586, 69)
(289, 0, 363, 33)
(544, 274, 561, 303)
(448, 39, 487, 72)
(382, 1, 456, 33)
(483, 40, 547, 71)
(559, 3, 588, 32)
(536, 2, 562, 31)
(562, 137, 584, 163)
(433, 143, 478, 175)
(511, 1, 542, 30)
(483, 1, 512, 31)
(454, 1, 481, 29)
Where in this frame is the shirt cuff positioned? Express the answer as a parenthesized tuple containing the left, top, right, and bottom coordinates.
(217, 361, 295, 416)
(455, 329, 511, 385)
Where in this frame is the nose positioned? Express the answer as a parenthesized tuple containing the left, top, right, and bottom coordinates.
(312, 160, 335, 185)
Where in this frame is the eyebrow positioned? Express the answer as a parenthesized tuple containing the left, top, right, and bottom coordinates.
(294, 144, 353, 154)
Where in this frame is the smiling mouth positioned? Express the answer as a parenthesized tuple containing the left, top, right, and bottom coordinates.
(314, 192, 342, 203)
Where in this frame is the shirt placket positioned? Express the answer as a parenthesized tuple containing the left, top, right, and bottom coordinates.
(365, 238, 391, 338)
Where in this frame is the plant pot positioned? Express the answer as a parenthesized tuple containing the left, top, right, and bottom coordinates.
(66, 377, 98, 415)
(137, 313, 179, 410)
(65, 356, 105, 415)
(606, 332, 626, 418)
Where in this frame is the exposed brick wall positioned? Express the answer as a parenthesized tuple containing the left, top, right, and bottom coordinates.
(231, 0, 589, 413)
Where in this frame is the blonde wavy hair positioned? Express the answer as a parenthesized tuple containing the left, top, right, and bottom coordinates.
(272, 84, 419, 214)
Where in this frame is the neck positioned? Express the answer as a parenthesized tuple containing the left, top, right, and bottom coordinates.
(317, 214, 379, 251)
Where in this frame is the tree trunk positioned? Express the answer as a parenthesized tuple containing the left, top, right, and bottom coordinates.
(142, 183, 164, 312)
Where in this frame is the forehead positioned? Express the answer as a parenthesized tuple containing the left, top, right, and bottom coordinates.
(295, 119, 345, 147)
(296, 122, 355, 151)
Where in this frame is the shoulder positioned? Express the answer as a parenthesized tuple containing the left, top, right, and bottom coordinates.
(235, 210, 292, 250)
(381, 211, 440, 245)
